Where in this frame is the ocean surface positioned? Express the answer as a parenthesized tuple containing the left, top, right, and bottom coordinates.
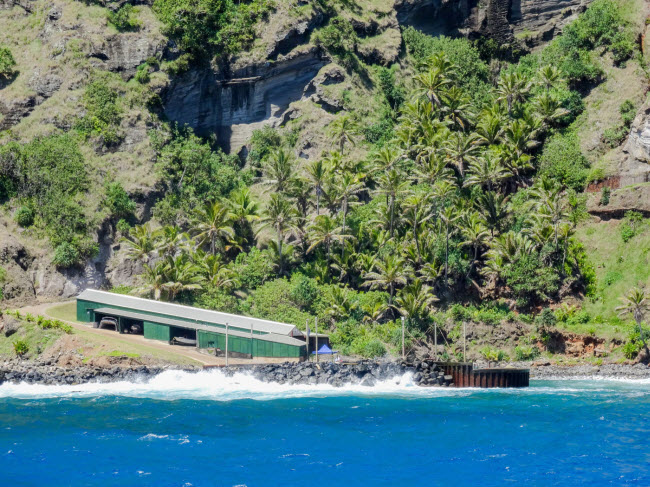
(0, 370, 649, 486)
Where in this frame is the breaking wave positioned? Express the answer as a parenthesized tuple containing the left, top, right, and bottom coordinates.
(0, 369, 649, 401)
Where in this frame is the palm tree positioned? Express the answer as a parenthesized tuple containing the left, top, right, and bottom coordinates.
(267, 240, 296, 276)
(362, 254, 409, 305)
(135, 261, 168, 300)
(533, 92, 570, 129)
(464, 152, 507, 192)
(328, 115, 358, 153)
(415, 152, 454, 186)
(229, 187, 260, 251)
(475, 111, 505, 146)
(121, 223, 155, 263)
(155, 225, 190, 258)
(441, 86, 475, 131)
(616, 288, 649, 355)
(375, 168, 410, 238)
(496, 72, 531, 115)
(162, 254, 203, 301)
(307, 214, 353, 266)
(324, 286, 358, 325)
(263, 148, 295, 193)
(403, 192, 433, 265)
(195, 251, 238, 290)
(192, 200, 235, 255)
(261, 194, 296, 275)
(439, 205, 459, 286)
(537, 65, 564, 93)
(289, 177, 312, 222)
(336, 172, 364, 242)
(460, 212, 490, 275)
(475, 191, 509, 236)
(394, 278, 438, 327)
(444, 132, 480, 178)
(414, 64, 452, 109)
(371, 146, 402, 173)
(306, 158, 330, 216)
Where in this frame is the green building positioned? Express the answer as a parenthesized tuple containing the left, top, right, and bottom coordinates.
(76, 289, 310, 360)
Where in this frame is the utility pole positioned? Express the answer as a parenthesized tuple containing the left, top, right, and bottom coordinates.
(401, 316, 405, 360)
(463, 322, 466, 363)
(225, 322, 229, 367)
(434, 323, 437, 360)
(305, 319, 310, 360)
(250, 323, 254, 360)
(315, 317, 319, 363)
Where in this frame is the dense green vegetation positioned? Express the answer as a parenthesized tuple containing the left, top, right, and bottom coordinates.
(115, 0, 642, 356)
(153, 0, 274, 60)
(0, 0, 645, 359)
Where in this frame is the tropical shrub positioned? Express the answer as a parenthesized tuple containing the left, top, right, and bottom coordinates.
(514, 345, 539, 361)
(107, 4, 141, 32)
(13, 339, 28, 357)
(0, 46, 16, 79)
(14, 205, 34, 227)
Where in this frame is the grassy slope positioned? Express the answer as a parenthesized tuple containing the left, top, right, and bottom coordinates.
(576, 218, 650, 324)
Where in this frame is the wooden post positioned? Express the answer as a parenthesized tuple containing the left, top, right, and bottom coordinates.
(463, 321, 466, 363)
(315, 317, 319, 363)
(305, 319, 310, 360)
(225, 322, 229, 367)
(250, 323, 254, 359)
(401, 316, 405, 360)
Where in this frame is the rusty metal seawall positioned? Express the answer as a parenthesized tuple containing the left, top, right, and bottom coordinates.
(436, 362, 529, 388)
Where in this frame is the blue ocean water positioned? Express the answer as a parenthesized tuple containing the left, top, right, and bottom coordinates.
(0, 370, 649, 487)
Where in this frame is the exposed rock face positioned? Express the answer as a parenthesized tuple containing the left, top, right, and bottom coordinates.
(163, 47, 327, 152)
(1, 316, 21, 337)
(395, 0, 590, 42)
(160, 0, 593, 152)
(619, 102, 650, 187)
(0, 226, 35, 303)
(587, 184, 650, 219)
(90, 33, 166, 79)
(510, 0, 590, 36)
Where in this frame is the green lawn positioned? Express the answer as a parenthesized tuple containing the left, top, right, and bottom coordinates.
(47, 302, 80, 323)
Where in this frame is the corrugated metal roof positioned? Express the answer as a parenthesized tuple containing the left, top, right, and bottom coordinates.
(79, 289, 303, 337)
(93, 307, 306, 346)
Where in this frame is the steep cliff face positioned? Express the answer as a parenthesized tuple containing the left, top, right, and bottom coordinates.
(163, 47, 327, 152)
(162, 0, 592, 153)
(394, 0, 590, 42)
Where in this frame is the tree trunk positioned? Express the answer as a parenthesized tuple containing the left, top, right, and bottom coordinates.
(445, 223, 449, 286)
(277, 229, 284, 275)
(390, 195, 395, 238)
(414, 218, 421, 265)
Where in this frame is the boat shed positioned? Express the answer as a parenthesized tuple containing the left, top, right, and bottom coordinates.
(76, 289, 308, 360)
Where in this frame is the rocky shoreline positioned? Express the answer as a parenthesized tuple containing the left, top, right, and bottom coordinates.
(0, 359, 649, 387)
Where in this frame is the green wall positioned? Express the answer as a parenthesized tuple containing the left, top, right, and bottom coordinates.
(198, 331, 305, 358)
(144, 322, 171, 341)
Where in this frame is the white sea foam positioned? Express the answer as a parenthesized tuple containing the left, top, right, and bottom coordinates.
(0, 369, 648, 400)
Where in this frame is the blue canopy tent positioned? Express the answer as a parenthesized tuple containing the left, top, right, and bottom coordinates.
(311, 343, 340, 362)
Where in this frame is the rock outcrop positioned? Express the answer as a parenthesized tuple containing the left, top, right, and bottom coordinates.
(395, 0, 590, 43)
(619, 102, 650, 187)
(163, 47, 327, 152)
